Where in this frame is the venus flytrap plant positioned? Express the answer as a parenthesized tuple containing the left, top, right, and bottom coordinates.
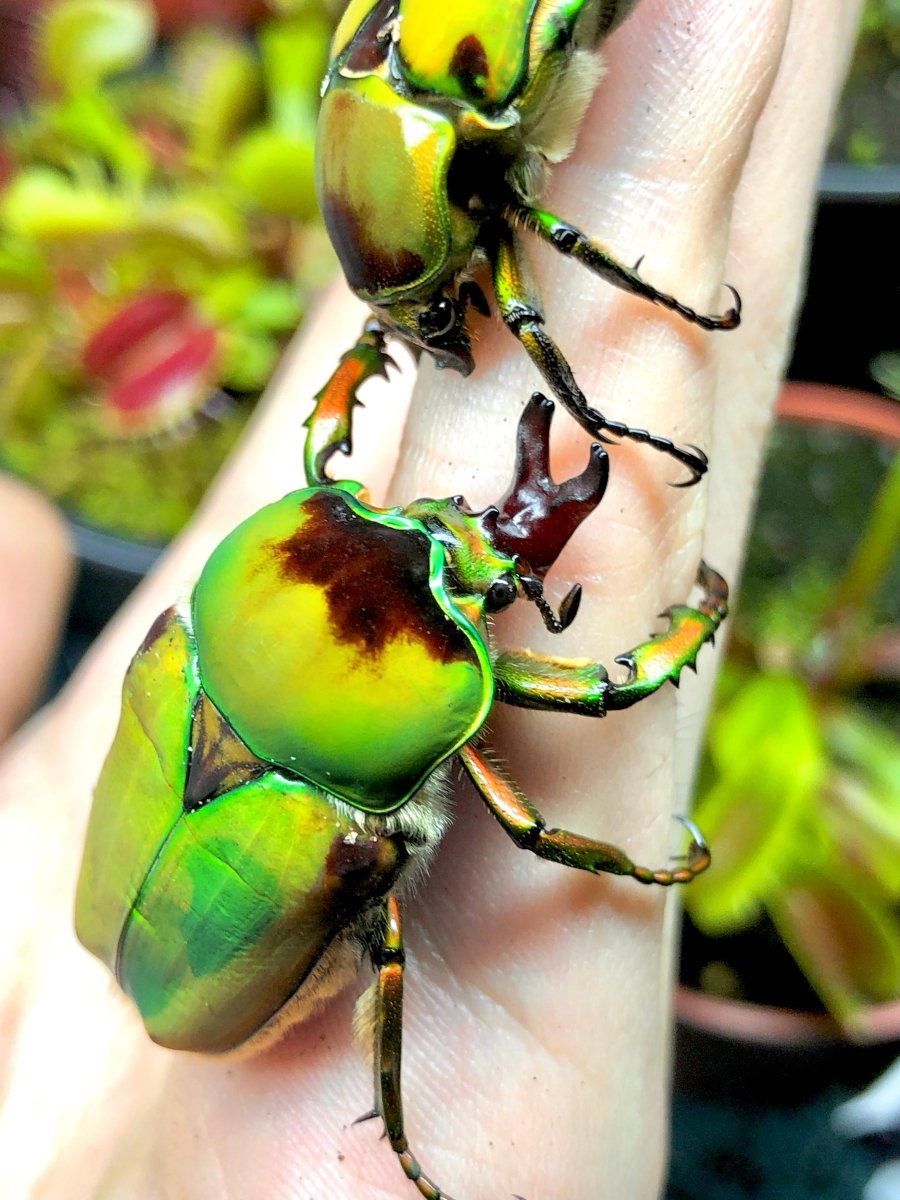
(0, 0, 336, 542)
(833, 0, 900, 163)
(686, 441, 900, 1032)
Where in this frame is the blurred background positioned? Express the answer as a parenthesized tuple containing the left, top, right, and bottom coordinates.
(0, 0, 340, 614)
(0, 1, 897, 1197)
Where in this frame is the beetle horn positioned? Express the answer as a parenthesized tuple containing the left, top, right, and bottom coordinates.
(484, 393, 609, 577)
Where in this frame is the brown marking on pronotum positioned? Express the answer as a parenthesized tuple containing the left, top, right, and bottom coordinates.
(267, 491, 476, 666)
(449, 35, 490, 99)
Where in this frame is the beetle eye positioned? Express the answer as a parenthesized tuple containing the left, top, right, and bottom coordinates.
(417, 297, 457, 340)
(484, 577, 517, 613)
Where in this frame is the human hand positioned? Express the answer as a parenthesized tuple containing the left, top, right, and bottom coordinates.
(0, 1, 861, 1196)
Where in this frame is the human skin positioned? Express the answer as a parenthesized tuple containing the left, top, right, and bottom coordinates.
(0, 476, 73, 745)
(0, 1, 861, 1197)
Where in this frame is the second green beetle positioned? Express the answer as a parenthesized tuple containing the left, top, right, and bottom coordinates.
(77, 386, 727, 1200)
(316, 0, 740, 484)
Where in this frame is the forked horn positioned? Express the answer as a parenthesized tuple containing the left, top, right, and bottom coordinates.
(485, 393, 608, 577)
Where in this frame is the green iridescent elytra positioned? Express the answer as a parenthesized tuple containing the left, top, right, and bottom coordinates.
(315, 0, 740, 488)
(77, 390, 727, 1198)
(76, 483, 502, 1051)
(75, 604, 404, 1052)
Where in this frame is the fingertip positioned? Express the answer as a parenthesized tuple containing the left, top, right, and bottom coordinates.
(0, 474, 75, 741)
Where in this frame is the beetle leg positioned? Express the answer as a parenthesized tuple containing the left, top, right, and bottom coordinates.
(303, 318, 397, 486)
(367, 895, 458, 1200)
(460, 744, 710, 885)
(495, 562, 728, 713)
(490, 222, 710, 487)
(507, 202, 742, 333)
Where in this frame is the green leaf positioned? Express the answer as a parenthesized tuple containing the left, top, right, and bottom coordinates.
(218, 330, 281, 391)
(847, 127, 884, 167)
(264, 0, 326, 13)
(137, 191, 248, 260)
(0, 328, 55, 424)
(872, 352, 900, 401)
(748, 564, 832, 658)
(259, 16, 330, 137)
(686, 674, 826, 933)
(226, 129, 316, 220)
(0, 168, 135, 240)
(825, 774, 900, 900)
(827, 450, 900, 620)
(769, 872, 900, 1028)
(708, 672, 820, 777)
(169, 31, 262, 167)
(0, 236, 48, 289)
(823, 710, 900, 897)
(40, 0, 155, 95)
(238, 280, 301, 332)
(827, 707, 900, 808)
(48, 92, 152, 186)
(202, 273, 301, 332)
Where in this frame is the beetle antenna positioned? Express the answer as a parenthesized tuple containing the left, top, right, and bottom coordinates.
(534, 592, 565, 633)
(522, 574, 582, 634)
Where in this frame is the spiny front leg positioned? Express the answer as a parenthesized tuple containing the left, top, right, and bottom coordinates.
(490, 222, 710, 487)
(303, 319, 396, 485)
(460, 745, 710, 885)
(362, 895, 458, 1200)
(508, 202, 741, 333)
(494, 563, 728, 714)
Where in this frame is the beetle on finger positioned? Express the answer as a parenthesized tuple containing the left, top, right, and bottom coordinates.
(77, 391, 727, 1200)
(315, 0, 741, 486)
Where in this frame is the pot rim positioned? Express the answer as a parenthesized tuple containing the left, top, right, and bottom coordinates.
(676, 985, 900, 1047)
(776, 381, 900, 441)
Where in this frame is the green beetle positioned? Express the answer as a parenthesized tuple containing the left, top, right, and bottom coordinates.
(315, 0, 740, 486)
(76, 392, 727, 1199)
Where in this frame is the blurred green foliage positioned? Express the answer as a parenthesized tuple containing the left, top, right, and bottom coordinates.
(832, 0, 900, 164)
(0, 0, 337, 541)
(687, 413, 900, 1031)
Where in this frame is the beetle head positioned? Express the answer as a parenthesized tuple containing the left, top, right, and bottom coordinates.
(409, 394, 608, 634)
(374, 280, 489, 375)
(405, 493, 520, 623)
(317, 74, 480, 374)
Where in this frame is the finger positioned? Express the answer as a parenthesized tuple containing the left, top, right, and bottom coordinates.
(0, 475, 73, 743)
(380, 4, 818, 1199)
(676, 0, 864, 798)
(390, 1, 792, 910)
(709, 0, 865, 574)
(0, 4, 854, 1198)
